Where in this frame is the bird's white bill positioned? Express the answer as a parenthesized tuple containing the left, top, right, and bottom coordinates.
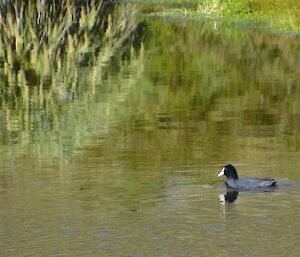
(219, 194, 225, 203)
(217, 167, 225, 177)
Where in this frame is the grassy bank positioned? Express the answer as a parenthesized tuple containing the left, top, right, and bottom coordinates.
(135, 0, 300, 31)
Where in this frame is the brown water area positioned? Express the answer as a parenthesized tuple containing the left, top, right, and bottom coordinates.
(1, 15, 300, 257)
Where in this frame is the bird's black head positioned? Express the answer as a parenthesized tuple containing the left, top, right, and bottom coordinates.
(218, 164, 238, 180)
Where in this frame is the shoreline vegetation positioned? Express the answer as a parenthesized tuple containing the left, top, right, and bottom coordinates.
(134, 0, 300, 32)
(0, 0, 144, 105)
(0, 0, 141, 79)
(0, 0, 299, 159)
(0, 0, 144, 158)
(1, 0, 299, 102)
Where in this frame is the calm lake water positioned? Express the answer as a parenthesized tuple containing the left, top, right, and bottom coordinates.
(1, 14, 300, 257)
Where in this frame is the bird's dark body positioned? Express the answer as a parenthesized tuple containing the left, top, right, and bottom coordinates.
(225, 177, 276, 189)
(218, 164, 277, 189)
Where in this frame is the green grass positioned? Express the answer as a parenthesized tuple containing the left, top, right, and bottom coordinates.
(136, 0, 300, 31)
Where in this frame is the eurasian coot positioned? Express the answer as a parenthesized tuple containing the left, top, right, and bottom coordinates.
(218, 164, 277, 189)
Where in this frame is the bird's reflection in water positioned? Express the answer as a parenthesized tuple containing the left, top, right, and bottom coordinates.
(219, 185, 279, 204)
(219, 190, 239, 204)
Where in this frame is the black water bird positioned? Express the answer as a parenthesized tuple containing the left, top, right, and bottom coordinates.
(218, 164, 277, 189)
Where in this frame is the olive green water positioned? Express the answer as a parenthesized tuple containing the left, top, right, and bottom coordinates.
(1, 17, 300, 257)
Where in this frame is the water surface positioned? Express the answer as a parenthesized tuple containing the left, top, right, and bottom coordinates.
(1, 15, 300, 257)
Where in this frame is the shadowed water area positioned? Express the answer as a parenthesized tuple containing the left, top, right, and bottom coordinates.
(1, 15, 300, 257)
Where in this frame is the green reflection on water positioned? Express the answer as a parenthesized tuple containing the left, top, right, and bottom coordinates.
(1, 16, 300, 184)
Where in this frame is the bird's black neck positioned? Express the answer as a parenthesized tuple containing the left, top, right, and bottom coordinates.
(228, 169, 238, 180)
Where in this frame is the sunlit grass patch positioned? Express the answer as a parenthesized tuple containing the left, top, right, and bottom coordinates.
(137, 0, 300, 31)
